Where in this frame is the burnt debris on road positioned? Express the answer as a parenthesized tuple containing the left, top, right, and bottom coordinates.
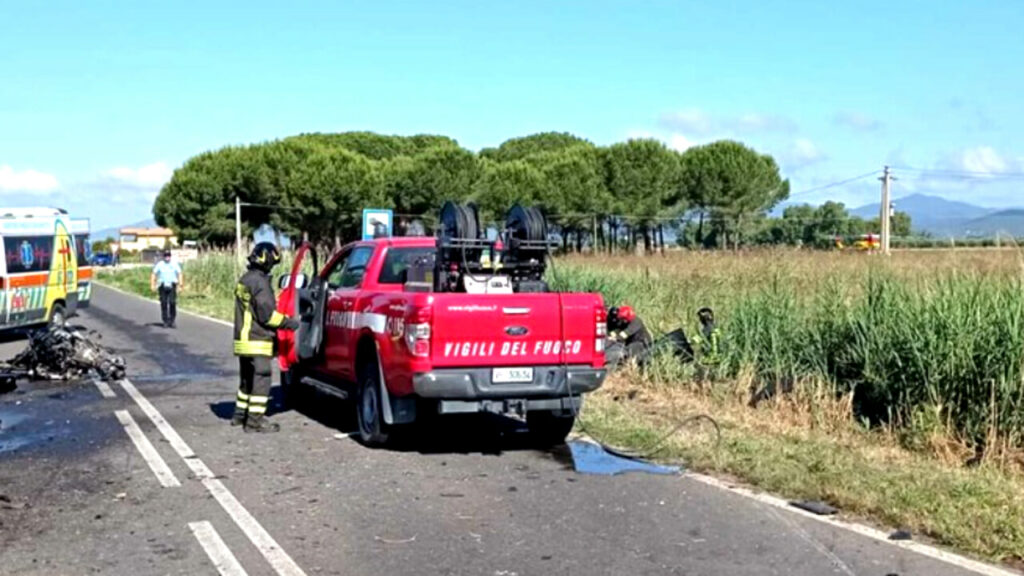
(0, 324, 126, 390)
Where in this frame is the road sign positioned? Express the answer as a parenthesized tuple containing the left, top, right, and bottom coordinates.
(362, 208, 393, 241)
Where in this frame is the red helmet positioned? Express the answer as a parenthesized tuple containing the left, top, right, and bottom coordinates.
(618, 305, 636, 323)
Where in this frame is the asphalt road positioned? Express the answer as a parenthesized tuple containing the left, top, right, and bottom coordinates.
(0, 284, 1015, 576)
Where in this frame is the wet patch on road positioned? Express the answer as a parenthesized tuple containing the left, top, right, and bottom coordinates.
(0, 380, 121, 458)
(566, 440, 681, 476)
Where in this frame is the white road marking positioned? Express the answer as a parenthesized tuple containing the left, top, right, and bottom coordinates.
(114, 410, 180, 488)
(119, 378, 307, 576)
(93, 379, 117, 398)
(686, 472, 1021, 576)
(189, 521, 249, 576)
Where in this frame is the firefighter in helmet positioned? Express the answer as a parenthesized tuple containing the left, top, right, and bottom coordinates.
(690, 307, 722, 380)
(232, 242, 299, 432)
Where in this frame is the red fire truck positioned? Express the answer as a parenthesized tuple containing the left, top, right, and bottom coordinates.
(276, 203, 608, 447)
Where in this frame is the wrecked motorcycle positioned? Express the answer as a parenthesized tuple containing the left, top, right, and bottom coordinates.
(1, 323, 126, 386)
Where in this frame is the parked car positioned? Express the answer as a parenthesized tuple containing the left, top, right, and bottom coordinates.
(91, 252, 115, 266)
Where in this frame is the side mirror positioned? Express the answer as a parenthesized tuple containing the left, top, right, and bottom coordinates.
(278, 273, 308, 290)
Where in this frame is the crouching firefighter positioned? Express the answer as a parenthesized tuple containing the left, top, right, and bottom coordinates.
(232, 242, 300, 433)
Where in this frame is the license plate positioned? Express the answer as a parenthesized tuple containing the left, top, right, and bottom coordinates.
(492, 367, 534, 383)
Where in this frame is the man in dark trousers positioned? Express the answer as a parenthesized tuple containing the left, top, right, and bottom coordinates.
(150, 250, 183, 328)
(232, 242, 299, 432)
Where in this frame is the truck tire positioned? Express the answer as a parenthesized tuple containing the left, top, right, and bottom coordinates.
(527, 410, 575, 447)
(356, 358, 390, 447)
(280, 368, 307, 409)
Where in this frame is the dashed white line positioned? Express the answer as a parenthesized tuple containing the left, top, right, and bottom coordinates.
(114, 410, 180, 488)
(118, 378, 307, 576)
(93, 379, 117, 398)
(189, 521, 249, 576)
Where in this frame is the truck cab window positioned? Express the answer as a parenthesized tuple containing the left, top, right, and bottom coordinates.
(338, 247, 374, 288)
(325, 250, 351, 290)
(378, 247, 436, 284)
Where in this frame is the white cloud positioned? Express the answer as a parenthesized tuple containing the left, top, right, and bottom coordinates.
(956, 146, 1010, 176)
(0, 165, 60, 194)
(659, 108, 796, 135)
(668, 133, 694, 152)
(103, 161, 173, 188)
(834, 111, 883, 132)
(780, 138, 827, 171)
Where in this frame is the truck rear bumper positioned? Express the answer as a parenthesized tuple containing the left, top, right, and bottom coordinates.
(412, 365, 606, 400)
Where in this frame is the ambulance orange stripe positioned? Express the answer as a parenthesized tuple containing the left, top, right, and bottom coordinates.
(2, 273, 49, 289)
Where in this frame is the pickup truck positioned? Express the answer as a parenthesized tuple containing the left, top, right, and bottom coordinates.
(275, 237, 608, 446)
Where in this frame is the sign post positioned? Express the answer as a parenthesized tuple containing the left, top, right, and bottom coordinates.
(361, 209, 393, 241)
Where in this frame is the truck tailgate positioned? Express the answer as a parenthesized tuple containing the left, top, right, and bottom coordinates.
(429, 293, 599, 368)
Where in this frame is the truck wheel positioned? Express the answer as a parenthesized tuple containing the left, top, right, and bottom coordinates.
(527, 410, 575, 447)
(280, 368, 307, 409)
(356, 358, 390, 446)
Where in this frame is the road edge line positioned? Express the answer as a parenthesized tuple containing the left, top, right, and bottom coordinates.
(119, 378, 307, 576)
(189, 520, 250, 576)
(685, 472, 1021, 576)
(94, 281, 233, 327)
(114, 410, 180, 488)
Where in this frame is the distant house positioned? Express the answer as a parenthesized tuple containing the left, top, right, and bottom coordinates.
(117, 227, 178, 252)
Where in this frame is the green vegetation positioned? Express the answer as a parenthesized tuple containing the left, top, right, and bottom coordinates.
(152, 130, 907, 251)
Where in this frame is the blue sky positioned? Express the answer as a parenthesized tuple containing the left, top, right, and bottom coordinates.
(2, 0, 1022, 230)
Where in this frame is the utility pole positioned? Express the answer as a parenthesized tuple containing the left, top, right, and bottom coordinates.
(879, 166, 892, 255)
(235, 195, 243, 267)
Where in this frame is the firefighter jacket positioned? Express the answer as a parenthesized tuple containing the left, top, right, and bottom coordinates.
(690, 325, 721, 365)
(233, 268, 289, 356)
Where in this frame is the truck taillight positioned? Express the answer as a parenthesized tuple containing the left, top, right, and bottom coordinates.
(406, 323, 431, 358)
(595, 305, 607, 353)
(406, 305, 432, 358)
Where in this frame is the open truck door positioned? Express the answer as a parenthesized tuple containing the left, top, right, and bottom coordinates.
(276, 242, 326, 373)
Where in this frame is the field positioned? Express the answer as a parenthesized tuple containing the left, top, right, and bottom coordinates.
(97, 248, 1024, 562)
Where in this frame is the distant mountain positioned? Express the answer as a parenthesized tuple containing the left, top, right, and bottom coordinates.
(850, 194, 996, 235)
(92, 218, 156, 241)
(960, 209, 1024, 237)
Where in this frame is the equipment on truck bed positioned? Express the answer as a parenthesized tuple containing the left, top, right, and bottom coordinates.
(433, 201, 557, 294)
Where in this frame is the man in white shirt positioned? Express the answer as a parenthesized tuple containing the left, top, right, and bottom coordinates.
(150, 250, 184, 328)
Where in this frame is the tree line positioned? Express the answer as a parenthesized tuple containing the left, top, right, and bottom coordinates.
(153, 131, 907, 251)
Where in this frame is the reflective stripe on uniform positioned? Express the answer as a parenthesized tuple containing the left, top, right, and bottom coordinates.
(233, 340, 273, 356)
(267, 311, 286, 328)
(236, 391, 250, 409)
(248, 395, 269, 414)
(237, 391, 250, 401)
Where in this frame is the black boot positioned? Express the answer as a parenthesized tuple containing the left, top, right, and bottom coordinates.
(230, 408, 247, 427)
(244, 412, 280, 433)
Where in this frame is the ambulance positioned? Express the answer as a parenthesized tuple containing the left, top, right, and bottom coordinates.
(0, 207, 92, 330)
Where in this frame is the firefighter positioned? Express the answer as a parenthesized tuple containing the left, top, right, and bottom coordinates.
(690, 307, 722, 380)
(232, 242, 299, 433)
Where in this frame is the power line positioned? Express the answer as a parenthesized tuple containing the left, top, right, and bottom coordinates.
(891, 166, 1024, 179)
(787, 170, 881, 199)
